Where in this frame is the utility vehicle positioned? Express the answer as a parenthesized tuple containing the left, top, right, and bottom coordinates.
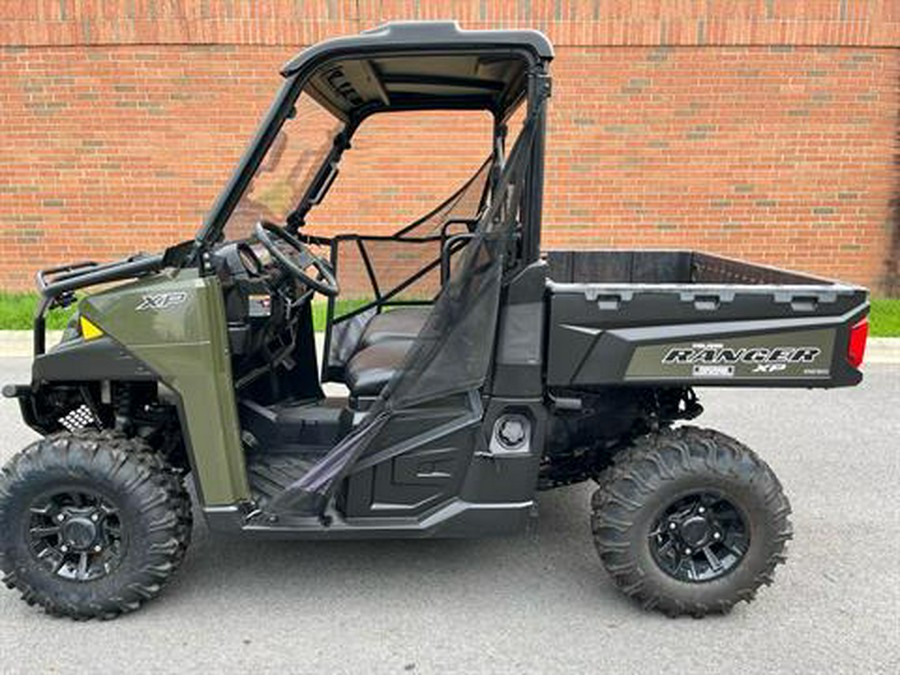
(0, 22, 869, 620)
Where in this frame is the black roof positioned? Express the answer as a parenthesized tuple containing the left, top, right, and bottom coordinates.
(280, 21, 554, 121)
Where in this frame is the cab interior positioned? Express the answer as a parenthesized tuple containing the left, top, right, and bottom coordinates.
(207, 49, 535, 506)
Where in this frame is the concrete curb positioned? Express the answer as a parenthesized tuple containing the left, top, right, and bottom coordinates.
(0, 330, 898, 363)
(866, 337, 900, 364)
(0, 331, 63, 357)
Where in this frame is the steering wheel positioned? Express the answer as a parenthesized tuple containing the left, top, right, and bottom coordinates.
(254, 221, 340, 298)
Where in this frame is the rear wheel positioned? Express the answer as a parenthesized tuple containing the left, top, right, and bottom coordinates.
(0, 431, 192, 620)
(591, 426, 792, 617)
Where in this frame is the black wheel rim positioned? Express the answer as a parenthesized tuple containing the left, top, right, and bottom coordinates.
(27, 489, 125, 582)
(649, 491, 750, 583)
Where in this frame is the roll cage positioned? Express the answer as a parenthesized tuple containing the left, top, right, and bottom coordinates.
(193, 20, 553, 266)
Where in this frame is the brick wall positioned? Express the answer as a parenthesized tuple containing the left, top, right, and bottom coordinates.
(0, 1, 898, 292)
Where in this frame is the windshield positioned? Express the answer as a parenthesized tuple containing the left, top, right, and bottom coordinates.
(223, 95, 343, 241)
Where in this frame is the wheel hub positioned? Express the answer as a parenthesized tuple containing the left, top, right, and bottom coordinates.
(60, 516, 98, 550)
(678, 516, 711, 548)
(27, 490, 123, 582)
(649, 491, 750, 583)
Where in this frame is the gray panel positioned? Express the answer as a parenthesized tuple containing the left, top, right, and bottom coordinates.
(34, 336, 156, 382)
(497, 302, 543, 365)
(625, 328, 836, 381)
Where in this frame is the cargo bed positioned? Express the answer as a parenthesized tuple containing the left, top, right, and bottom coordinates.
(544, 250, 869, 388)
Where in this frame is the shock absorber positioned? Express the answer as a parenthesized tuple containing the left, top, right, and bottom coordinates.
(113, 383, 133, 433)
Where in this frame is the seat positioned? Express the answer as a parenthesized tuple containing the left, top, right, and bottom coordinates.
(358, 306, 430, 350)
(345, 339, 414, 396)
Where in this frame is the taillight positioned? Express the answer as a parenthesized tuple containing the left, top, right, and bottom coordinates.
(847, 317, 868, 368)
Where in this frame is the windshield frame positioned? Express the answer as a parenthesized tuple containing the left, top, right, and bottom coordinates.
(194, 75, 307, 249)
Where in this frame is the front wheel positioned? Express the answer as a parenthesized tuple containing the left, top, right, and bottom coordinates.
(591, 426, 792, 617)
(0, 431, 192, 620)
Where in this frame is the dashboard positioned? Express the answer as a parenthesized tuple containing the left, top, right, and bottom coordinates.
(211, 239, 312, 359)
(215, 240, 270, 279)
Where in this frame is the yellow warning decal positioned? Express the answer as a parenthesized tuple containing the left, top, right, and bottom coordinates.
(79, 316, 104, 340)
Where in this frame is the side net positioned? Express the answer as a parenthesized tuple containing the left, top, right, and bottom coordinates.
(324, 156, 494, 371)
(269, 120, 537, 516)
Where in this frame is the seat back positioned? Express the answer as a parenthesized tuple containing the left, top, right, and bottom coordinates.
(320, 157, 494, 381)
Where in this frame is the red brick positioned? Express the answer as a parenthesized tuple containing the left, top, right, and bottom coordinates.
(0, 2, 897, 292)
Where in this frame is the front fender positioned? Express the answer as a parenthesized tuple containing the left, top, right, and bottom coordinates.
(75, 269, 250, 507)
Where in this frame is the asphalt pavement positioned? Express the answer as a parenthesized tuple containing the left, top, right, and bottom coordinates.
(0, 356, 897, 674)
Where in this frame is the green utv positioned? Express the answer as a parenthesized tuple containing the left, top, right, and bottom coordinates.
(0, 22, 869, 620)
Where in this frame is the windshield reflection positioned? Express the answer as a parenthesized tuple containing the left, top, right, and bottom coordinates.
(224, 97, 342, 241)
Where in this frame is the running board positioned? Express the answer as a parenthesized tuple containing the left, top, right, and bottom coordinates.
(203, 498, 535, 540)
